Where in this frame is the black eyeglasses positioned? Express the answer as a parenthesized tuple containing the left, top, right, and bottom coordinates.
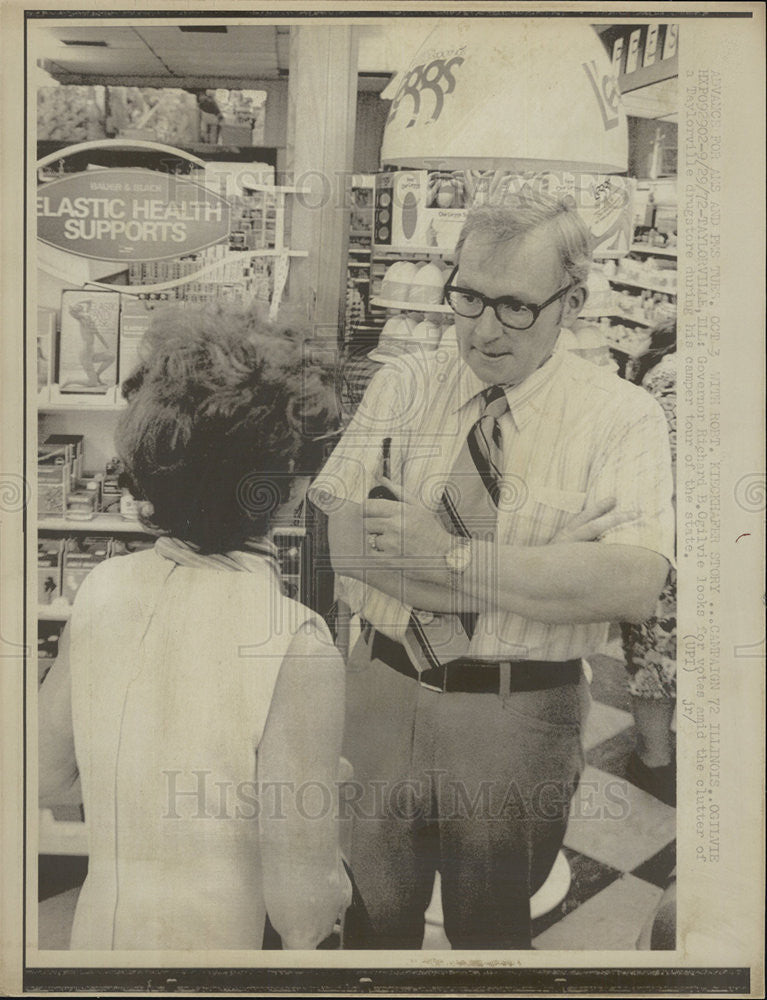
(443, 267, 573, 331)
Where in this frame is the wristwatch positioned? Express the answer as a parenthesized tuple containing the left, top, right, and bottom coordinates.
(445, 536, 472, 575)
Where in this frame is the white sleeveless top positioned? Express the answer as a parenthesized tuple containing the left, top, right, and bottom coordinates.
(68, 546, 322, 950)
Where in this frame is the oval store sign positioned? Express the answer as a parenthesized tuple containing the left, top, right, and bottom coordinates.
(37, 168, 231, 262)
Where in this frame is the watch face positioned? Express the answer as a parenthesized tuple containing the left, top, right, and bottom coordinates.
(447, 538, 471, 573)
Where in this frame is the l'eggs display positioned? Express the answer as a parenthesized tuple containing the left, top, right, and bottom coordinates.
(374, 169, 635, 258)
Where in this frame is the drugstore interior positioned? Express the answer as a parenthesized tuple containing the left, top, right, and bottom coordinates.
(34, 18, 678, 951)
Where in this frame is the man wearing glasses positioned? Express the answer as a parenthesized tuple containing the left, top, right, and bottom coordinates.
(311, 193, 674, 949)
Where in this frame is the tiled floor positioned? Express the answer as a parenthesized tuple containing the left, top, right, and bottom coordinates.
(38, 653, 676, 952)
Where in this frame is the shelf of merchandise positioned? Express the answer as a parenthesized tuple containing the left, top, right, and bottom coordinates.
(372, 245, 455, 260)
(38, 605, 72, 621)
(630, 244, 677, 258)
(587, 310, 653, 328)
(38, 385, 127, 412)
(38, 514, 154, 534)
(607, 276, 677, 296)
(370, 297, 452, 314)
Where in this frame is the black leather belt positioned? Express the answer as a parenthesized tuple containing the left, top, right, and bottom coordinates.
(360, 621, 581, 695)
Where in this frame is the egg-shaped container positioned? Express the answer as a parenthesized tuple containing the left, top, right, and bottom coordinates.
(380, 260, 419, 302)
(407, 262, 446, 305)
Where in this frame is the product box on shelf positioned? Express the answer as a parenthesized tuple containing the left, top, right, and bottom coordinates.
(119, 297, 156, 383)
(58, 290, 121, 396)
(44, 434, 84, 484)
(110, 538, 157, 558)
(37, 307, 57, 396)
(65, 490, 97, 522)
(61, 536, 111, 605)
(374, 171, 466, 253)
(100, 458, 125, 515)
(78, 473, 104, 513)
(38, 538, 64, 606)
(38, 445, 71, 516)
(375, 169, 636, 259)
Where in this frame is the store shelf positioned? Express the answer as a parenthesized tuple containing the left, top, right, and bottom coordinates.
(38, 515, 155, 535)
(38, 605, 72, 621)
(607, 276, 677, 296)
(38, 386, 126, 412)
(588, 311, 653, 328)
(630, 244, 677, 258)
(373, 245, 454, 259)
(370, 297, 453, 314)
(39, 401, 127, 414)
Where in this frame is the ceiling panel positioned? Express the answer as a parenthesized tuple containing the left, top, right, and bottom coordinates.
(160, 50, 278, 78)
(34, 22, 417, 85)
(134, 26, 279, 77)
(34, 26, 151, 49)
(33, 25, 169, 78)
(44, 51, 172, 78)
(33, 24, 282, 82)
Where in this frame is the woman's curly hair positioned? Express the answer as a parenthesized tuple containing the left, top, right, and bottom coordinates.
(115, 302, 338, 553)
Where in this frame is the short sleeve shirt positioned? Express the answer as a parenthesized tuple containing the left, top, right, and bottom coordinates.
(310, 340, 675, 661)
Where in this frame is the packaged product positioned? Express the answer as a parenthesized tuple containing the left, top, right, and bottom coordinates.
(61, 536, 111, 605)
(38, 538, 64, 605)
(58, 290, 120, 396)
(38, 445, 70, 516)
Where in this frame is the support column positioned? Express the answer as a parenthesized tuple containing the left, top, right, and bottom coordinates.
(285, 25, 358, 337)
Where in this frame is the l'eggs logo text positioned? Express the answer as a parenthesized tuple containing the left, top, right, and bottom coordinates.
(582, 60, 621, 132)
(387, 55, 465, 130)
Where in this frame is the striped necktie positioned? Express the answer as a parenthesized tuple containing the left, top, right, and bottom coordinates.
(440, 384, 509, 542)
(404, 386, 509, 672)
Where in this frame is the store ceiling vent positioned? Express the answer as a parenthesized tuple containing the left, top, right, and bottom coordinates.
(61, 39, 109, 47)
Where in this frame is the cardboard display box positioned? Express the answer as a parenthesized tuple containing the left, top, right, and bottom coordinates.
(58, 290, 120, 396)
